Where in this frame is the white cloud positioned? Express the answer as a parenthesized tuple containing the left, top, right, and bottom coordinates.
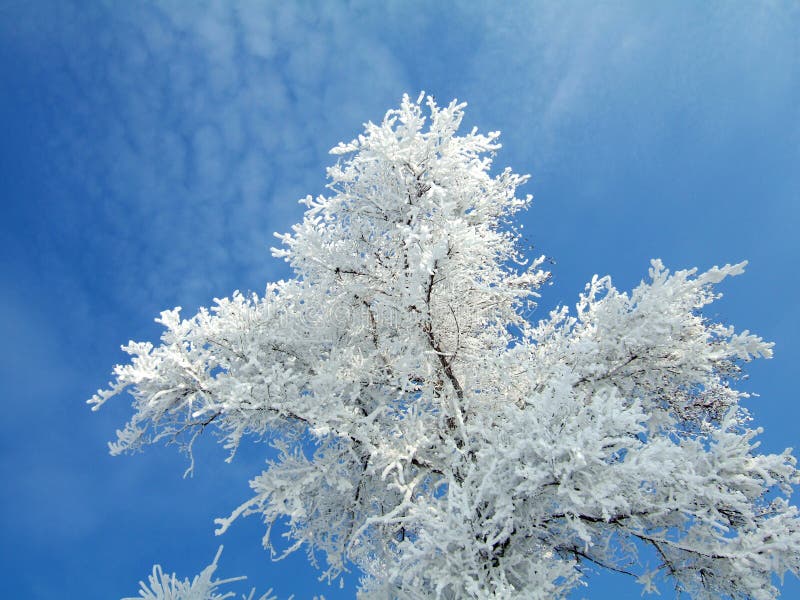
(40, 2, 410, 317)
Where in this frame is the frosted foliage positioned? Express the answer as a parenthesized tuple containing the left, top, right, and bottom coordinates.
(94, 95, 800, 599)
(123, 546, 273, 600)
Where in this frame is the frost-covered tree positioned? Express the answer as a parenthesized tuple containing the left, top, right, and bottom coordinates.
(93, 95, 800, 599)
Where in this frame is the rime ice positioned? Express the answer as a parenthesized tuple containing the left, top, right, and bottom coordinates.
(95, 96, 800, 599)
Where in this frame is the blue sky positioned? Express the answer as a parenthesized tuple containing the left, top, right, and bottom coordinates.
(1, 1, 798, 598)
